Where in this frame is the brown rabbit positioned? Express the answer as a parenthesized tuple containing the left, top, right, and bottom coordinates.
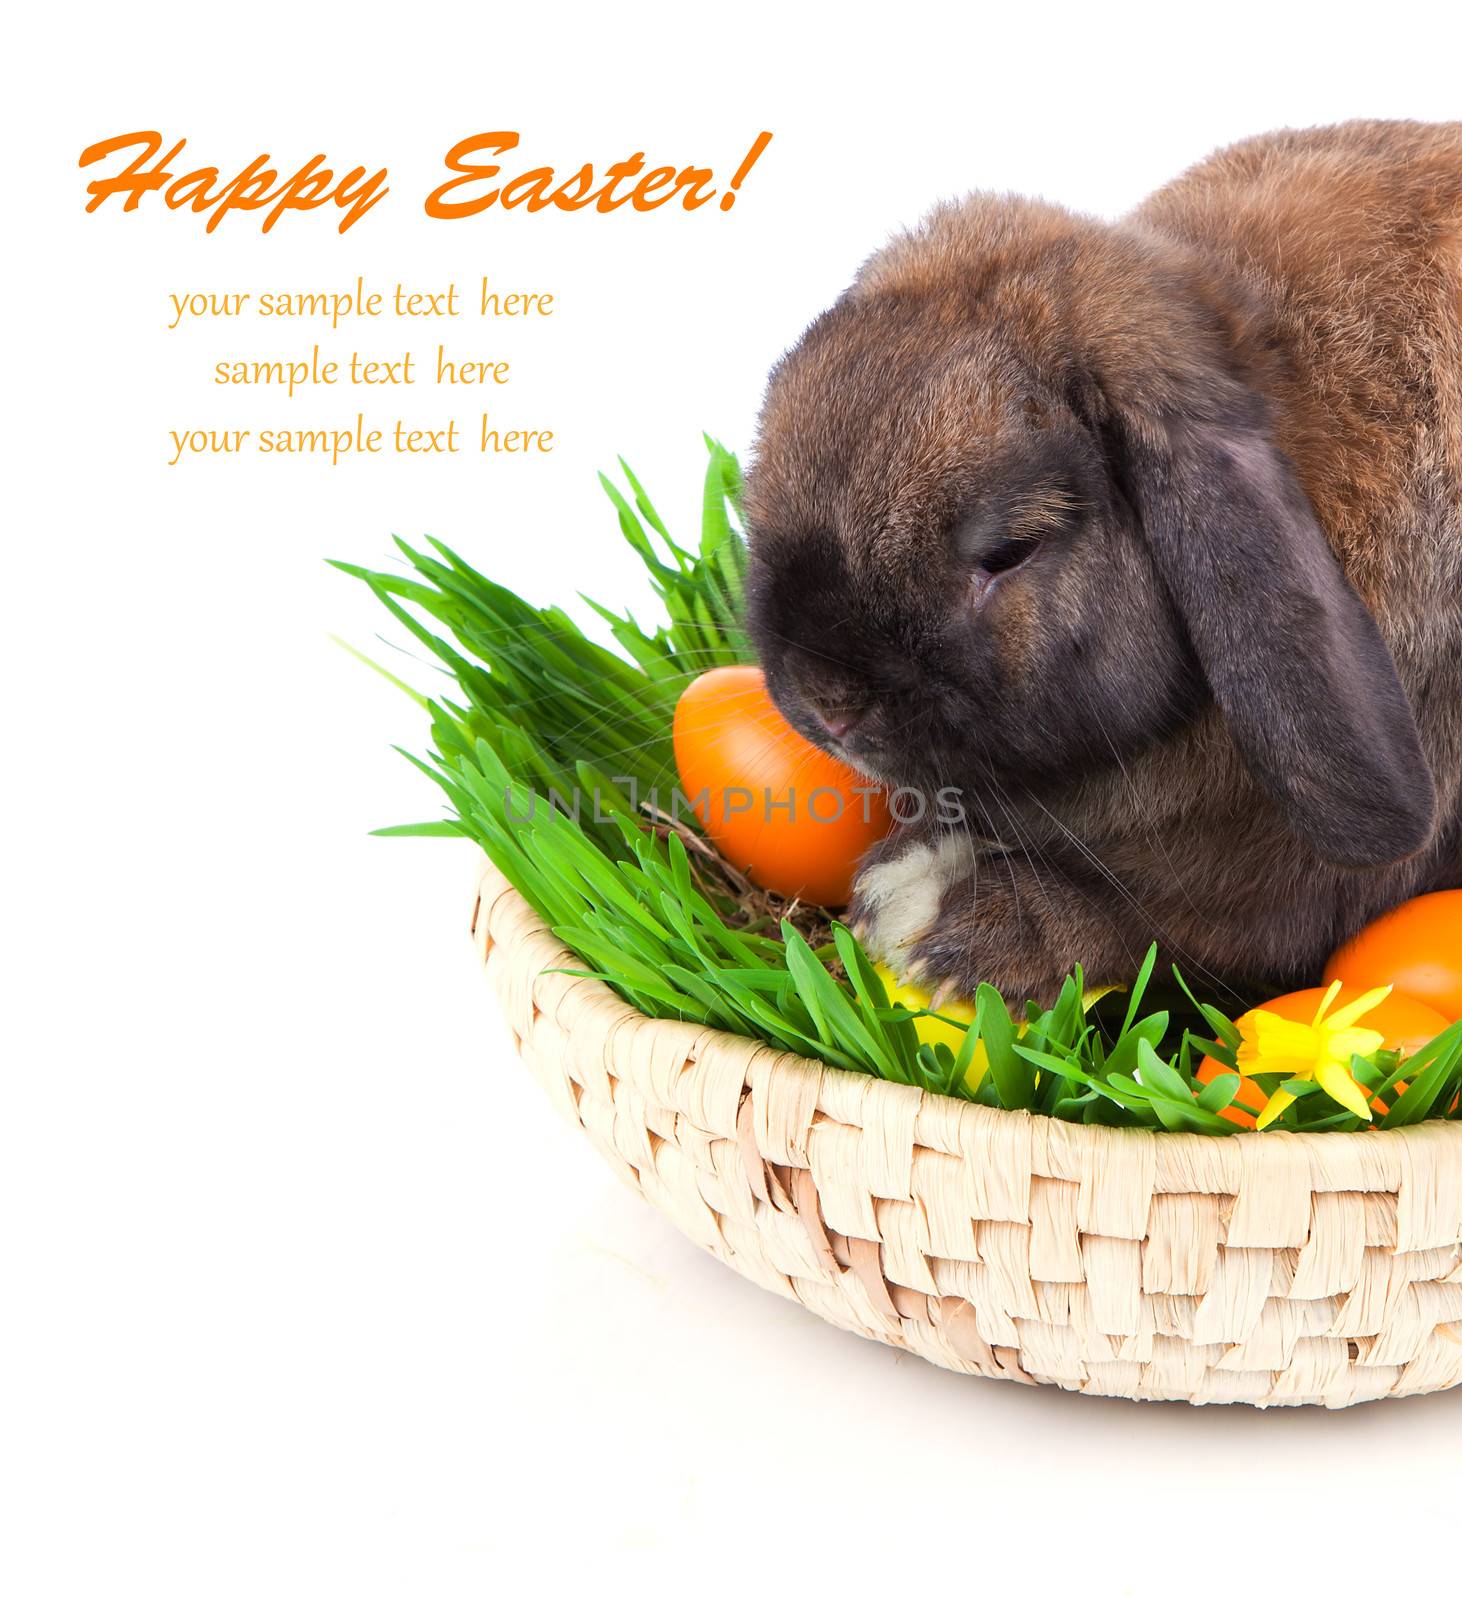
(742, 121, 1462, 1004)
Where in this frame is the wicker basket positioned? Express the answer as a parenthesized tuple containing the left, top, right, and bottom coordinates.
(472, 861, 1462, 1407)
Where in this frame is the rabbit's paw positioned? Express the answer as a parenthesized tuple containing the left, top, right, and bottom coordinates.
(899, 858, 1135, 1007)
(848, 829, 978, 968)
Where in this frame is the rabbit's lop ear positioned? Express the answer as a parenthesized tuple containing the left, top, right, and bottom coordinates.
(1117, 411, 1436, 867)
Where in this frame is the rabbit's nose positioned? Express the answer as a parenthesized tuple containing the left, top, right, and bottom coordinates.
(816, 708, 863, 742)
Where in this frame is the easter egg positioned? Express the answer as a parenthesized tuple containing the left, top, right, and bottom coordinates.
(869, 968, 1119, 1095)
(672, 665, 893, 906)
(1323, 889, 1462, 1022)
(1197, 984, 1451, 1126)
(1193, 1055, 1267, 1129)
(873, 963, 987, 1090)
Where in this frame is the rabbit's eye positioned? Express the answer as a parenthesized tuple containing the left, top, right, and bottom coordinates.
(969, 531, 1040, 604)
(978, 531, 1041, 577)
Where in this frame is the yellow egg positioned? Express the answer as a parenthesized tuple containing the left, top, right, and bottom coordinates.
(871, 966, 1122, 1094)
(873, 963, 988, 1090)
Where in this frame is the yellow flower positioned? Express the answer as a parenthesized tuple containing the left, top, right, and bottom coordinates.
(1237, 981, 1392, 1129)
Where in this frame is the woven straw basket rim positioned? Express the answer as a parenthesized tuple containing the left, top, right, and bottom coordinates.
(472, 859, 1462, 1407)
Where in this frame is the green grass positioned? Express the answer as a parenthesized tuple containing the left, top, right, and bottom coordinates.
(337, 439, 1462, 1136)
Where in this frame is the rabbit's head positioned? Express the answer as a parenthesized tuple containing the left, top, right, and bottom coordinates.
(743, 196, 1437, 868)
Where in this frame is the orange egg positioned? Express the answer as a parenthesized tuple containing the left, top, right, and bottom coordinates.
(672, 665, 893, 905)
(1324, 890, 1462, 1022)
(1193, 1056, 1266, 1129)
(1197, 984, 1451, 1125)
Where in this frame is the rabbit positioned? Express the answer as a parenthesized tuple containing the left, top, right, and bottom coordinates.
(742, 120, 1462, 1005)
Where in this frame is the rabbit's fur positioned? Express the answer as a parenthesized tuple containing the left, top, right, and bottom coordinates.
(743, 121, 1462, 1002)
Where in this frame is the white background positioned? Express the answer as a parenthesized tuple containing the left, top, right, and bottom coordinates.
(6, 4, 1461, 1595)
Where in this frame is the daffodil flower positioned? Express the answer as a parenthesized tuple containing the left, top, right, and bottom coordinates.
(1237, 981, 1392, 1129)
